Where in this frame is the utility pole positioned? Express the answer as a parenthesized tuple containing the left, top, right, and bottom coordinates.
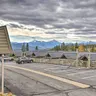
(76, 49, 79, 67)
(88, 49, 91, 68)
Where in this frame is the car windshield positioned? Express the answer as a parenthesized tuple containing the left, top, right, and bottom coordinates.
(19, 57, 27, 59)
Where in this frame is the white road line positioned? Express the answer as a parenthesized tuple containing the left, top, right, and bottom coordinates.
(45, 67, 66, 70)
(52, 70, 68, 73)
(45, 68, 60, 70)
(82, 75, 96, 79)
(44, 68, 67, 72)
(45, 69, 67, 73)
(68, 70, 95, 76)
(4, 65, 90, 88)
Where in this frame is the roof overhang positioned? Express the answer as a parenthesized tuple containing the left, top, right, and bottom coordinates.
(0, 26, 13, 54)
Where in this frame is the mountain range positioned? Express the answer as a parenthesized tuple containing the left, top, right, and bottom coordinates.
(11, 40, 96, 51)
(11, 40, 61, 51)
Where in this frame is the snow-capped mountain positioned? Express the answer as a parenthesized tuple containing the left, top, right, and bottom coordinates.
(11, 40, 60, 51)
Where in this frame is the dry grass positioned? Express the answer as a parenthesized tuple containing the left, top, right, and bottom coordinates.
(0, 92, 16, 96)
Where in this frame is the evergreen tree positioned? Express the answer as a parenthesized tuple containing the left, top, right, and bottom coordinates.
(22, 43, 26, 52)
(55, 45, 60, 51)
(26, 43, 29, 51)
(21, 43, 26, 56)
(61, 42, 65, 50)
(32, 53, 35, 57)
(71, 43, 75, 51)
(35, 46, 38, 50)
(9, 54, 15, 57)
(75, 42, 78, 51)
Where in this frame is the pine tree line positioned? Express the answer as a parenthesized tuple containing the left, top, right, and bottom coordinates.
(21, 43, 39, 52)
(21, 43, 29, 52)
(52, 42, 96, 52)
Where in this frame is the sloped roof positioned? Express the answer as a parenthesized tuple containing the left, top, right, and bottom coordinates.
(91, 54, 96, 61)
(33, 51, 48, 57)
(64, 53, 77, 59)
(0, 26, 12, 54)
(26, 51, 32, 56)
(78, 52, 96, 61)
(79, 55, 88, 61)
(14, 51, 22, 57)
(47, 51, 67, 59)
(15, 50, 96, 61)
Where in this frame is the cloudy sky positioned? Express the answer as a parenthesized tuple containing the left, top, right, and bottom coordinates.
(0, 0, 96, 43)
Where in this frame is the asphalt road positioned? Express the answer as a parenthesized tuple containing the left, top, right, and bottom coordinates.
(0, 62, 96, 96)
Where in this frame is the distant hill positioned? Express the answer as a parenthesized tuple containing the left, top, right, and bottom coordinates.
(79, 41, 96, 45)
(11, 40, 61, 51)
(11, 40, 96, 51)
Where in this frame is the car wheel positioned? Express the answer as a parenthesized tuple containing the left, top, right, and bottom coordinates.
(21, 61, 24, 64)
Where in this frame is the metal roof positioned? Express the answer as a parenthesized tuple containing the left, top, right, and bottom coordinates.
(14, 51, 22, 57)
(64, 53, 77, 59)
(0, 26, 12, 54)
(13, 50, 96, 61)
(47, 51, 67, 59)
(26, 51, 32, 56)
(33, 51, 48, 57)
(78, 52, 96, 61)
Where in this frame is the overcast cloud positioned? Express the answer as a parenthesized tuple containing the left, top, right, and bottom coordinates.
(0, 0, 96, 42)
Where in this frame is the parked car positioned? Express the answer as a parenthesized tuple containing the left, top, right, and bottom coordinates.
(16, 57, 33, 64)
(0, 56, 14, 62)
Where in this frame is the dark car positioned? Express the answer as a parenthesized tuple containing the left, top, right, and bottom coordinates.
(16, 57, 33, 64)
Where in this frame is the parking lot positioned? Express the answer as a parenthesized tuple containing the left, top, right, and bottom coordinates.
(0, 62, 96, 96)
(43, 64, 96, 86)
(5, 62, 96, 87)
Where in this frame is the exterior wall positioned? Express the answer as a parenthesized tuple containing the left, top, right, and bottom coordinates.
(32, 58, 76, 66)
(32, 58, 96, 68)
(91, 61, 96, 68)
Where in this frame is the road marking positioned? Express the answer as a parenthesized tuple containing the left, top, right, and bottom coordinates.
(44, 67, 67, 71)
(82, 75, 96, 79)
(44, 68, 67, 73)
(4, 65, 90, 88)
(68, 70, 94, 76)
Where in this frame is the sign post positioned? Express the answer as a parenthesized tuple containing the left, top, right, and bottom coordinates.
(1, 54, 4, 94)
(0, 26, 12, 94)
